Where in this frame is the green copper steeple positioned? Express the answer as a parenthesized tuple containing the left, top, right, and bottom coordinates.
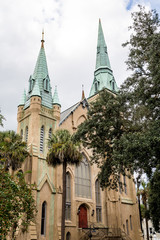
(89, 19, 118, 97)
(24, 31, 53, 109)
(53, 86, 61, 107)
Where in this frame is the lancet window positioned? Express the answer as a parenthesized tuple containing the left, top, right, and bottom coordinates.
(41, 201, 47, 235)
(75, 154, 91, 198)
(65, 172, 71, 220)
(95, 179, 102, 222)
(40, 125, 44, 153)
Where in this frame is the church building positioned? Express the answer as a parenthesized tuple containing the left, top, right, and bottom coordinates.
(17, 20, 142, 240)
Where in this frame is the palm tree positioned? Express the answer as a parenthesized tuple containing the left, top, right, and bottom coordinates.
(0, 130, 28, 171)
(47, 129, 82, 240)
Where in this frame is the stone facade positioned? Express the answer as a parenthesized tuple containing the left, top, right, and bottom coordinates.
(16, 22, 143, 240)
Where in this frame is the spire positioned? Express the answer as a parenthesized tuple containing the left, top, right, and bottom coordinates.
(19, 89, 26, 106)
(89, 20, 118, 97)
(53, 86, 61, 107)
(31, 79, 41, 97)
(24, 32, 53, 109)
(96, 19, 111, 70)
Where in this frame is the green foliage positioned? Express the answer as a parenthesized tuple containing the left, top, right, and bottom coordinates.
(47, 129, 82, 167)
(148, 166, 160, 231)
(74, 90, 128, 189)
(0, 169, 37, 239)
(0, 131, 29, 171)
(0, 110, 5, 127)
(75, 5, 160, 229)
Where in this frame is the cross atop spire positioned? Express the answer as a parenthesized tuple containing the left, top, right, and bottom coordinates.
(41, 29, 45, 48)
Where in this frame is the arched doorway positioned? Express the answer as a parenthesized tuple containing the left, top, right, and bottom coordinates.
(79, 205, 88, 228)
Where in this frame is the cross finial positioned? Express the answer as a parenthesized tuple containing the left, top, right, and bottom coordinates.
(41, 29, 45, 47)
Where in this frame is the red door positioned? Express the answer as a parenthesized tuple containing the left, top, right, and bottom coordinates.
(79, 205, 88, 228)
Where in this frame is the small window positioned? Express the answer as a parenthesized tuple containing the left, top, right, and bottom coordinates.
(97, 46, 100, 53)
(20, 129, 23, 139)
(95, 82, 98, 92)
(40, 126, 44, 153)
(130, 215, 132, 230)
(65, 172, 71, 220)
(123, 175, 127, 194)
(126, 219, 129, 235)
(66, 232, 71, 240)
(43, 77, 49, 91)
(41, 201, 47, 235)
(118, 175, 122, 194)
(25, 126, 28, 143)
(48, 128, 52, 149)
(112, 81, 115, 91)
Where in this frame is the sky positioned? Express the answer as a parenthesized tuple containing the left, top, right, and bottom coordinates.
(0, 0, 160, 131)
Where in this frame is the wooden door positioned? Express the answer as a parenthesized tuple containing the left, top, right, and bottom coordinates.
(79, 205, 88, 228)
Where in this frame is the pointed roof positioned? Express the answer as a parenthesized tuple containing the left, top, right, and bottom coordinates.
(96, 19, 111, 70)
(89, 20, 118, 97)
(53, 86, 61, 106)
(32, 79, 41, 97)
(19, 89, 26, 106)
(24, 31, 53, 109)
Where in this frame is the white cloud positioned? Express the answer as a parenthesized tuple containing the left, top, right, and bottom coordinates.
(0, 0, 158, 131)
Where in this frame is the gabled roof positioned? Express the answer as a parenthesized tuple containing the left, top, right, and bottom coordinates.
(59, 98, 89, 125)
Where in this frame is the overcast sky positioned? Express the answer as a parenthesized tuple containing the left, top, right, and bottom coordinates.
(0, 0, 160, 131)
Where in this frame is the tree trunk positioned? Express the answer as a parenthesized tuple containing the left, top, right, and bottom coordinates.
(61, 161, 67, 240)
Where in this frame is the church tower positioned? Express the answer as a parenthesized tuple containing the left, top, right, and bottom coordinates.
(17, 32, 60, 240)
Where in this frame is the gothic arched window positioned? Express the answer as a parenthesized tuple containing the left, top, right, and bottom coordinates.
(75, 154, 91, 198)
(41, 201, 47, 235)
(25, 126, 28, 143)
(95, 179, 102, 222)
(48, 128, 52, 149)
(66, 232, 71, 240)
(40, 125, 44, 153)
(20, 129, 23, 140)
(65, 172, 71, 220)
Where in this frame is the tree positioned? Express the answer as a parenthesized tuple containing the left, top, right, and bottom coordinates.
(0, 131, 28, 171)
(75, 5, 160, 229)
(74, 90, 129, 190)
(138, 182, 150, 240)
(0, 130, 36, 239)
(0, 109, 5, 127)
(0, 169, 37, 240)
(148, 166, 160, 231)
(46, 129, 82, 240)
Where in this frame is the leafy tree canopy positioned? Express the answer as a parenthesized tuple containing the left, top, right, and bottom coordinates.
(0, 169, 37, 240)
(0, 131, 29, 171)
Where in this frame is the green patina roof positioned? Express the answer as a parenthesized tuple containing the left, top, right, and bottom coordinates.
(89, 19, 118, 97)
(24, 37, 53, 109)
(19, 89, 26, 106)
(31, 79, 41, 97)
(53, 86, 61, 106)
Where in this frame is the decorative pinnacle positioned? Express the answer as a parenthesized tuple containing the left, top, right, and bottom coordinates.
(41, 29, 45, 47)
(81, 84, 85, 100)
